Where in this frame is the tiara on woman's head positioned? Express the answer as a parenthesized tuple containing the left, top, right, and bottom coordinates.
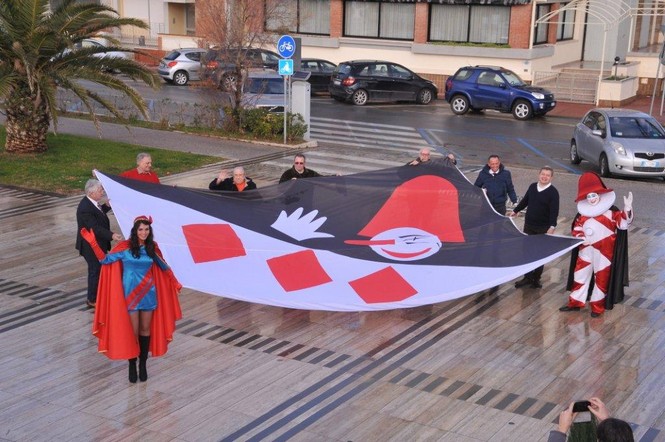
(133, 215, 153, 224)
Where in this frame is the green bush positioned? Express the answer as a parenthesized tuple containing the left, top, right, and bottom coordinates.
(223, 107, 308, 142)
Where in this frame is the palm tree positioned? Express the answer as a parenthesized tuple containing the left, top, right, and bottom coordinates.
(0, 0, 158, 153)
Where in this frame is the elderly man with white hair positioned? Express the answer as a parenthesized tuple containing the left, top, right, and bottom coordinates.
(407, 147, 456, 166)
(120, 152, 160, 183)
(209, 166, 257, 191)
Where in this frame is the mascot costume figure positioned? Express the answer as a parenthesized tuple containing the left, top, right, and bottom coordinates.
(562, 172, 633, 317)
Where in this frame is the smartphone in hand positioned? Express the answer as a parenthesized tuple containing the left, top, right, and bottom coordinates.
(573, 400, 591, 413)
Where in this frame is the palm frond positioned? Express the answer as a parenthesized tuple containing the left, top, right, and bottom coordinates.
(0, 0, 158, 152)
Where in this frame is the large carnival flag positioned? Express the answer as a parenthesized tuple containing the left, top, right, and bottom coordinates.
(96, 161, 580, 311)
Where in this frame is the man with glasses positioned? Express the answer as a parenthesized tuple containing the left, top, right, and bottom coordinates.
(279, 154, 322, 183)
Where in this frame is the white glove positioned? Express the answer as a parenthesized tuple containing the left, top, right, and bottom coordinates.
(271, 207, 334, 241)
(623, 191, 633, 213)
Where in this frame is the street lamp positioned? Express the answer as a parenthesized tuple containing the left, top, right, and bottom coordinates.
(613, 56, 620, 78)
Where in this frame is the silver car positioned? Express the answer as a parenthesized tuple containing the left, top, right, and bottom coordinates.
(571, 108, 665, 179)
(158, 48, 206, 86)
(241, 71, 285, 113)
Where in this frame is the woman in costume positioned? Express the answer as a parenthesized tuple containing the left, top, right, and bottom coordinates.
(80, 215, 182, 383)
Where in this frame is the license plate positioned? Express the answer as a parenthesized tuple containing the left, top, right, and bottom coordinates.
(641, 160, 659, 167)
(334, 80, 340, 85)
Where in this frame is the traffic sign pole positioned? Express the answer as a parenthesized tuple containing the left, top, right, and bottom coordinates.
(277, 35, 297, 144)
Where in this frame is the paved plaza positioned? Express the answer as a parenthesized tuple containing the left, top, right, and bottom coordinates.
(1, 99, 665, 441)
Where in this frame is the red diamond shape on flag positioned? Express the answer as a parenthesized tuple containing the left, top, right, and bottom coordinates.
(349, 267, 417, 304)
(267, 250, 332, 292)
(182, 224, 246, 263)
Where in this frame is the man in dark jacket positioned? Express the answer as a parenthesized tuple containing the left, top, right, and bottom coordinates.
(279, 154, 322, 183)
(209, 166, 257, 191)
(76, 179, 123, 308)
(474, 154, 517, 215)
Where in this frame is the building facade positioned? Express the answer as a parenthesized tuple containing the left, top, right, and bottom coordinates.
(102, 0, 665, 94)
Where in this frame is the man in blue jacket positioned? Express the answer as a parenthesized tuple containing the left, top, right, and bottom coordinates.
(474, 154, 517, 215)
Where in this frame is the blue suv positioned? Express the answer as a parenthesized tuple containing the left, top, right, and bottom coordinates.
(444, 66, 556, 120)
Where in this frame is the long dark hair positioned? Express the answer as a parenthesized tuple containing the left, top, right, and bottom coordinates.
(129, 220, 156, 259)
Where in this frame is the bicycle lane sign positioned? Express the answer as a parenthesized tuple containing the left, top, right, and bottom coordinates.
(277, 35, 296, 58)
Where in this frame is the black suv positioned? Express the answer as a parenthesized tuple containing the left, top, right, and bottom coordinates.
(201, 48, 280, 91)
(444, 66, 556, 120)
(329, 60, 437, 106)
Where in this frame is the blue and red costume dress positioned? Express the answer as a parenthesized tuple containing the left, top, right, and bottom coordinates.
(92, 240, 182, 360)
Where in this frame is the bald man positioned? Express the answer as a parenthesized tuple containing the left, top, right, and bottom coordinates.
(209, 166, 257, 191)
(407, 147, 456, 166)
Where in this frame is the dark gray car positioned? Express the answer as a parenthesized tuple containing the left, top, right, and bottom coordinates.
(329, 60, 437, 106)
(202, 48, 280, 91)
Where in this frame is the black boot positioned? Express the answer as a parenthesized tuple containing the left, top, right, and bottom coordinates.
(514, 276, 532, 288)
(138, 335, 150, 382)
(128, 358, 138, 383)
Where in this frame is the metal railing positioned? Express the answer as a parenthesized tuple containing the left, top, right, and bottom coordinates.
(533, 71, 599, 104)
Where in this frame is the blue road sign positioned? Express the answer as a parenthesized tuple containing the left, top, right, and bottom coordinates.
(278, 59, 294, 76)
(277, 35, 296, 58)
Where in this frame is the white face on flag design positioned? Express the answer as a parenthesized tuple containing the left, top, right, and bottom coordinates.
(347, 227, 442, 261)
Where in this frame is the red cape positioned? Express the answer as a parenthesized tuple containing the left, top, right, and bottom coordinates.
(92, 241, 182, 360)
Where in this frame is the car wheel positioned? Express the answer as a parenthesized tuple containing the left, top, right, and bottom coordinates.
(222, 74, 238, 92)
(450, 95, 470, 115)
(512, 100, 533, 120)
(416, 88, 433, 105)
(599, 153, 611, 177)
(352, 89, 368, 106)
(570, 140, 582, 164)
(173, 71, 189, 86)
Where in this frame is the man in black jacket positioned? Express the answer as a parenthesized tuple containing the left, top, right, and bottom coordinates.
(509, 166, 559, 289)
(75, 179, 122, 308)
(474, 154, 517, 215)
(209, 166, 257, 191)
(279, 154, 322, 183)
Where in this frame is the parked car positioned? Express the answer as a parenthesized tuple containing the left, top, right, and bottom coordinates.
(202, 48, 280, 91)
(300, 58, 336, 94)
(158, 48, 206, 86)
(76, 38, 128, 60)
(571, 108, 665, 179)
(328, 60, 437, 106)
(241, 70, 285, 113)
(444, 66, 556, 120)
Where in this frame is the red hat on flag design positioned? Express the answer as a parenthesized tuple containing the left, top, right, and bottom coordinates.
(356, 175, 465, 242)
(575, 172, 613, 202)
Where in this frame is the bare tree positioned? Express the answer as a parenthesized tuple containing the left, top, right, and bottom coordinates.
(196, 0, 294, 126)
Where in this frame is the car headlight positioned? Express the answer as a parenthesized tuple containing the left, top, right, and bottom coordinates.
(609, 141, 626, 156)
(530, 92, 545, 100)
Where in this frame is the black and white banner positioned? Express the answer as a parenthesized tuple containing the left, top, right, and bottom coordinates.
(96, 161, 581, 311)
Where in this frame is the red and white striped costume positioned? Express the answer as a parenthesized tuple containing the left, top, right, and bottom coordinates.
(569, 205, 632, 314)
